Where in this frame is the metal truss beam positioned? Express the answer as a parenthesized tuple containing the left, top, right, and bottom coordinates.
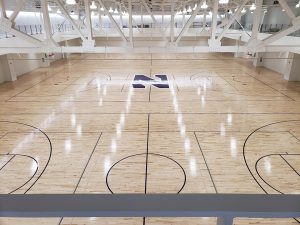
(0, 17, 42, 46)
(97, 0, 127, 42)
(141, 0, 157, 24)
(258, 18, 300, 47)
(84, 0, 93, 41)
(278, 0, 296, 20)
(54, 0, 86, 41)
(216, 0, 249, 42)
(175, 0, 205, 44)
(41, 0, 58, 47)
(211, 0, 219, 40)
(9, 0, 27, 22)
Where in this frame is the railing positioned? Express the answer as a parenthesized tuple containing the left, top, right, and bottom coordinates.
(244, 23, 300, 37)
(0, 194, 299, 225)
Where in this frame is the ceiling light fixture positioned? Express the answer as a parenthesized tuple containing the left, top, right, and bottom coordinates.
(183, 7, 187, 14)
(187, 6, 192, 12)
(48, 5, 52, 11)
(114, 8, 118, 13)
(296, 1, 299, 8)
(100, 6, 104, 11)
(250, 3, 256, 10)
(57, 9, 61, 14)
(201, 1, 208, 9)
(109, 7, 113, 13)
(66, 0, 76, 5)
(219, 0, 229, 4)
(90, 1, 97, 9)
(241, 8, 246, 13)
(193, 4, 197, 10)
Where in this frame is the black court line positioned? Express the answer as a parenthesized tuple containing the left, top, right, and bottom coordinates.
(243, 120, 300, 193)
(73, 133, 102, 193)
(280, 155, 300, 177)
(3, 112, 300, 115)
(0, 155, 15, 171)
(0, 153, 39, 194)
(289, 130, 300, 142)
(105, 153, 186, 194)
(0, 132, 8, 140)
(8, 154, 39, 194)
(144, 114, 150, 194)
(171, 74, 180, 92)
(58, 132, 102, 225)
(5, 65, 68, 102)
(0, 121, 52, 194)
(244, 71, 296, 101)
(243, 120, 300, 224)
(194, 132, 218, 193)
(121, 73, 131, 92)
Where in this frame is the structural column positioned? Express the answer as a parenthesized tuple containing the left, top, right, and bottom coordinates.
(284, 52, 300, 81)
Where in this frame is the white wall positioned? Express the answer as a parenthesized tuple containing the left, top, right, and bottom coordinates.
(261, 52, 289, 76)
(288, 53, 300, 81)
(8, 53, 42, 77)
(0, 52, 63, 84)
(0, 55, 12, 83)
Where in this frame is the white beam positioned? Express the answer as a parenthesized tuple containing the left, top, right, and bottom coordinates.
(128, 0, 133, 45)
(41, 0, 58, 46)
(0, 18, 42, 46)
(9, 0, 26, 22)
(278, 0, 296, 20)
(118, 3, 123, 29)
(54, 0, 86, 41)
(0, 0, 7, 18)
(122, 5, 143, 33)
(216, 0, 249, 42)
(84, 0, 93, 41)
(249, 0, 263, 41)
(217, 19, 229, 29)
(170, 0, 175, 43)
(97, 0, 127, 42)
(202, 9, 207, 30)
(175, 0, 205, 44)
(98, 8, 102, 30)
(258, 19, 300, 47)
(141, 0, 157, 24)
(211, 0, 219, 40)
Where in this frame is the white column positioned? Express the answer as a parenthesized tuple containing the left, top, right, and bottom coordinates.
(284, 52, 300, 81)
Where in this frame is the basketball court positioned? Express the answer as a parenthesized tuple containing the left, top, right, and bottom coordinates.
(0, 53, 299, 224)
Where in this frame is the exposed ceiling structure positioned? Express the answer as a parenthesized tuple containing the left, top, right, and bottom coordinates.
(0, 0, 299, 54)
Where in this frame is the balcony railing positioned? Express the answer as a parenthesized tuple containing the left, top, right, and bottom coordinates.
(0, 194, 299, 225)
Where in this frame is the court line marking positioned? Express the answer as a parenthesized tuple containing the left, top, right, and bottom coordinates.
(194, 132, 218, 194)
(244, 71, 296, 101)
(145, 113, 150, 194)
(0, 155, 15, 171)
(5, 63, 76, 102)
(105, 153, 186, 194)
(0, 121, 52, 194)
(73, 132, 103, 193)
(7, 99, 295, 103)
(58, 132, 102, 225)
(289, 130, 300, 142)
(280, 155, 300, 177)
(121, 73, 131, 92)
(3, 112, 300, 115)
(0, 132, 8, 140)
(255, 153, 300, 194)
(243, 120, 300, 224)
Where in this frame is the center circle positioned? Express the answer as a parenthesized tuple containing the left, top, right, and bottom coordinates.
(106, 153, 186, 194)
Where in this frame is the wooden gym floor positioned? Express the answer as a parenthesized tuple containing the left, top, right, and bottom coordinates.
(0, 53, 299, 225)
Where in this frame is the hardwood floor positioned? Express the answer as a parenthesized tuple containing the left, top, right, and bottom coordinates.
(0, 53, 299, 225)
